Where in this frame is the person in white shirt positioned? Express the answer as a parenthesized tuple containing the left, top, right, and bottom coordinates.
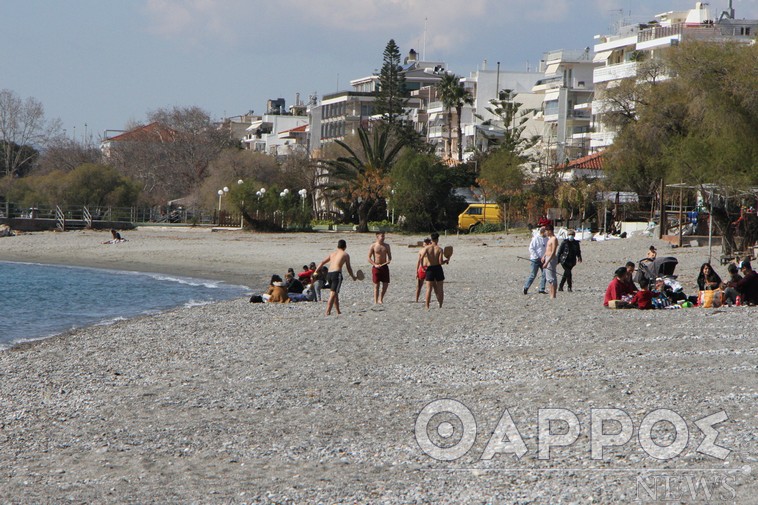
(523, 227, 547, 294)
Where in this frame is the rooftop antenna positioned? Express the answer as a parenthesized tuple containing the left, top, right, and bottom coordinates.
(608, 8, 623, 34)
(423, 17, 427, 60)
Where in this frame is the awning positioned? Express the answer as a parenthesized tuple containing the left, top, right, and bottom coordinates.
(544, 90, 561, 101)
(593, 50, 612, 63)
(544, 63, 560, 75)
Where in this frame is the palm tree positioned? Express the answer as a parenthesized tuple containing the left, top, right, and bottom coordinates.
(324, 126, 405, 232)
(436, 73, 474, 162)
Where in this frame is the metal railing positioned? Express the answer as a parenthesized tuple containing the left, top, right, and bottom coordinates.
(55, 206, 65, 231)
(83, 206, 92, 228)
(0, 203, 218, 226)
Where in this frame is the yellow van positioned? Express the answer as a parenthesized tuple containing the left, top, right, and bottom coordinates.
(457, 203, 503, 231)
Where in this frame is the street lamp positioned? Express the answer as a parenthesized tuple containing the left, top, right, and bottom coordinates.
(237, 179, 244, 228)
(298, 188, 307, 211)
(278, 189, 290, 228)
(217, 186, 229, 211)
(255, 187, 266, 220)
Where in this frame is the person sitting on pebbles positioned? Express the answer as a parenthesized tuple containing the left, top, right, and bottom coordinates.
(263, 274, 290, 303)
(604, 267, 637, 308)
(102, 229, 126, 244)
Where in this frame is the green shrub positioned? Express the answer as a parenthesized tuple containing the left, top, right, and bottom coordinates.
(470, 222, 505, 234)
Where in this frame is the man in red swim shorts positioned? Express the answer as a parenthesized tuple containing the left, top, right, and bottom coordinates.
(368, 232, 392, 304)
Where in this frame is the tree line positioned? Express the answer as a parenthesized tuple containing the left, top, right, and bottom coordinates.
(2, 40, 756, 234)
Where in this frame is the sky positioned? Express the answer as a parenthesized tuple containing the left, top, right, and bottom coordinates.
(2, 0, 757, 143)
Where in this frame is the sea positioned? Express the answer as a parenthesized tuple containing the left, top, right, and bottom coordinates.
(0, 261, 250, 350)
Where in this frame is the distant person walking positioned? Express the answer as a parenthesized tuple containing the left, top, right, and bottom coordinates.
(316, 239, 357, 316)
(368, 232, 392, 304)
(419, 232, 448, 309)
(557, 230, 582, 292)
(523, 227, 547, 295)
(542, 224, 559, 299)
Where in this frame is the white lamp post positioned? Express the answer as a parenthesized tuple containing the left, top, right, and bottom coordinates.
(237, 179, 244, 228)
(298, 188, 307, 211)
(279, 189, 290, 228)
(218, 186, 230, 209)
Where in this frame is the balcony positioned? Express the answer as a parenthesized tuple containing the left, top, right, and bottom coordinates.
(590, 131, 616, 149)
(594, 62, 637, 83)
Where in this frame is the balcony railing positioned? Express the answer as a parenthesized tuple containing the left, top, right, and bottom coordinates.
(593, 62, 637, 83)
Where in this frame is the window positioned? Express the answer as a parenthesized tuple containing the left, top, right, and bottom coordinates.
(467, 207, 483, 216)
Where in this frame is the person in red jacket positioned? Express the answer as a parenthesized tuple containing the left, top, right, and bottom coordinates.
(604, 267, 637, 307)
(630, 281, 655, 309)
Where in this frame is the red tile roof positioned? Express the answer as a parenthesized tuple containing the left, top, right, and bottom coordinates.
(559, 151, 605, 170)
(105, 122, 177, 143)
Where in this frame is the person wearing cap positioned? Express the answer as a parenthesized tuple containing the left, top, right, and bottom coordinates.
(725, 261, 758, 305)
(557, 229, 582, 292)
(523, 227, 547, 295)
(604, 266, 637, 307)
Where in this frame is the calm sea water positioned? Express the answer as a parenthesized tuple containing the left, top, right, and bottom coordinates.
(0, 261, 250, 350)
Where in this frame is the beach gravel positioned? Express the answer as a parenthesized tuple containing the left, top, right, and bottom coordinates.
(0, 228, 756, 503)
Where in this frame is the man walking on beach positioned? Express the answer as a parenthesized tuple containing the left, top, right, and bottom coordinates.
(523, 226, 547, 294)
(368, 232, 392, 304)
(542, 224, 559, 299)
(419, 232, 448, 309)
(316, 239, 357, 316)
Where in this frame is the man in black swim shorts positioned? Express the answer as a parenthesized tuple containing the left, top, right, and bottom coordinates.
(316, 239, 357, 316)
(419, 232, 449, 309)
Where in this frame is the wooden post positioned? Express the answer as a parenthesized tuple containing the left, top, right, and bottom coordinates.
(658, 177, 668, 239)
(678, 185, 683, 248)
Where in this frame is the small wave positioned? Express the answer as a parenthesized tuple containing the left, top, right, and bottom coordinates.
(141, 272, 222, 289)
(184, 299, 216, 308)
(94, 316, 128, 326)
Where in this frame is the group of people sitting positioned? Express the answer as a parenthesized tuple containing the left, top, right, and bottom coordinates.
(604, 246, 758, 309)
(251, 262, 330, 304)
(695, 259, 758, 306)
(603, 262, 683, 310)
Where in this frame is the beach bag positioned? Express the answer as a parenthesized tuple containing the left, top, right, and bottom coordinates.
(652, 294, 671, 309)
(697, 289, 724, 308)
(249, 295, 264, 303)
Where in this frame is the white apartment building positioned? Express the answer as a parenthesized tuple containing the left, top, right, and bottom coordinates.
(591, 1, 758, 151)
(531, 49, 596, 172)
(309, 50, 445, 156)
(459, 64, 543, 161)
(242, 113, 308, 157)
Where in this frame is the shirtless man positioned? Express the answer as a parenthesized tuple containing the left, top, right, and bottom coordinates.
(542, 224, 559, 299)
(415, 237, 432, 302)
(316, 239, 357, 316)
(418, 232, 449, 309)
(368, 232, 392, 304)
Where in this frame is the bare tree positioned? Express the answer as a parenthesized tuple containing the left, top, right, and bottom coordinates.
(34, 137, 102, 174)
(108, 106, 236, 203)
(0, 89, 62, 178)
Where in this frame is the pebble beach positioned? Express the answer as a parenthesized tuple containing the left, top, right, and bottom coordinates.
(0, 227, 755, 503)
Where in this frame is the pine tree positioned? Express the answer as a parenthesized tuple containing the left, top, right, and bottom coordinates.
(374, 39, 408, 125)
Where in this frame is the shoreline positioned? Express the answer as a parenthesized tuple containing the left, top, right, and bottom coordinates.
(1, 228, 756, 502)
(0, 259, 250, 352)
